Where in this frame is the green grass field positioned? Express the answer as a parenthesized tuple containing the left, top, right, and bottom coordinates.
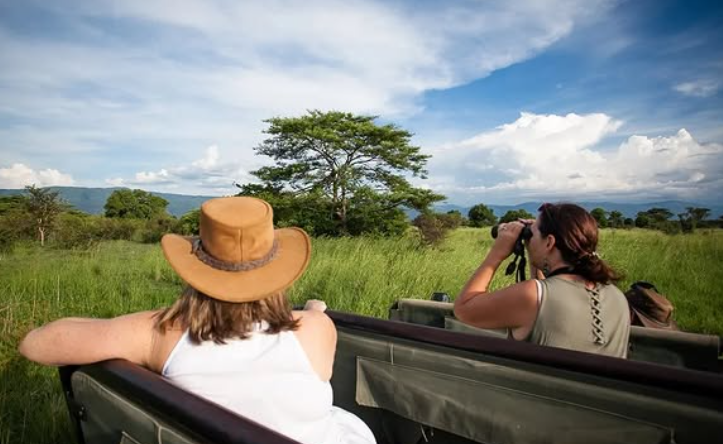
(1, 228, 722, 443)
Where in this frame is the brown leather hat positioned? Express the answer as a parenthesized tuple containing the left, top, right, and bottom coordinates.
(161, 196, 311, 302)
(626, 283, 678, 330)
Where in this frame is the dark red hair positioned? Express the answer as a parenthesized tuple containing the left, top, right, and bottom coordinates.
(537, 203, 621, 285)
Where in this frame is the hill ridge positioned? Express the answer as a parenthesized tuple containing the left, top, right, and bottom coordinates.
(1, 187, 720, 219)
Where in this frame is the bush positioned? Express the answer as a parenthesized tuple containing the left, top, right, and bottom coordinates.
(412, 212, 450, 247)
(659, 221, 682, 235)
(137, 216, 177, 244)
(438, 211, 466, 229)
(0, 211, 34, 252)
(53, 212, 99, 249)
(346, 205, 408, 237)
(174, 209, 201, 235)
(95, 217, 140, 241)
(0, 217, 20, 253)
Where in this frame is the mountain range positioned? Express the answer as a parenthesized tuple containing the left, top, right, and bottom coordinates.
(1, 187, 721, 220)
(0, 187, 212, 217)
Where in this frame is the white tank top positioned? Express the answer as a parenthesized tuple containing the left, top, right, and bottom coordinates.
(162, 323, 375, 444)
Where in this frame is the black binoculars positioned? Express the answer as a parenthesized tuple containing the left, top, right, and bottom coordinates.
(490, 223, 533, 243)
(490, 223, 532, 281)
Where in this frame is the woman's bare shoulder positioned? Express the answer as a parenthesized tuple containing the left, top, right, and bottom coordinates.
(292, 309, 336, 333)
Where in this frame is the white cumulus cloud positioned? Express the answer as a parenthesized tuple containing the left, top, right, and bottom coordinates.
(0, 163, 75, 188)
(427, 112, 723, 203)
(106, 146, 252, 194)
(0, 0, 617, 182)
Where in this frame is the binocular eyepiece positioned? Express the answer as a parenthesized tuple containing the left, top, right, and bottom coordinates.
(491, 223, 533, 242)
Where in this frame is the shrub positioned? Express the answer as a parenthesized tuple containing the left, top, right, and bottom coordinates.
(174, 209, 200, 235)
(0, 211, 34, 252)
(53, 212, 99, 249)
(412, 212, 449, 247)
(137, 216, 177, 244)
(96, 217, 140, 241)
(659, 221, 682, 235)
(438, 211, 466, 229)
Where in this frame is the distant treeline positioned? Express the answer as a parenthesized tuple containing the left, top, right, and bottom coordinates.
(2, 186, 720, 254)
(2, 110, 721, 252)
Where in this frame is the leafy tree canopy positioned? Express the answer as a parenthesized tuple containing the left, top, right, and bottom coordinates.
(677, 207, 712, 233)
(635, 212, 650, 228)
(468, 203, 497, 227)
(590, 208, 608, 228)
(246, 110, 444, 235)
(499, 209, 534, 223)
(608, 210, 624, 228)
(176, 209, 201, 235)
(645, 207, 673, 223)
(686, 207, 710, 223)
(104, 189, 169, 219)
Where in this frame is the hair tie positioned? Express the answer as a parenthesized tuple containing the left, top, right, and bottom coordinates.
(576, 251, 599, 265)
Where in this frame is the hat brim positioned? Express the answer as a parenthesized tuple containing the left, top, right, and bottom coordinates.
(631, 307, 678, 330)
(161, 227, 311, 303)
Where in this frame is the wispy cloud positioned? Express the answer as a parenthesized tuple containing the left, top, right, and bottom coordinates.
(0, 0, 616, 194)
(426, 112, 723, 203)
(674, 79, 721, 97)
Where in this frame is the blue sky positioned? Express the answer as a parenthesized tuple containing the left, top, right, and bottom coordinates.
(1, 0, 722, 205)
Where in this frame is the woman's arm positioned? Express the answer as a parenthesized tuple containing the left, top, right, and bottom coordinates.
(292, 309, 337, 381)
(18, 311, 158, 367)
(454, 222, 539, 330)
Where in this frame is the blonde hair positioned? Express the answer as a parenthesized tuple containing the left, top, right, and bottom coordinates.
(154, 286, 299, 344)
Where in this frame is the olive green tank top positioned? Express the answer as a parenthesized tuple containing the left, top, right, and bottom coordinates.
(524, 276, 631, 358)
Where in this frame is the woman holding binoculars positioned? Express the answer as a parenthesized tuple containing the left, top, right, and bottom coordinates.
(454, 203, 631, 358)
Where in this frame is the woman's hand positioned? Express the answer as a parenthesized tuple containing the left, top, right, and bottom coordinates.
(304, 299, 328, 312)
(490, 221, 525, 261)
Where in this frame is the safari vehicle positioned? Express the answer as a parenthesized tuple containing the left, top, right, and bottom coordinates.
(389, 298, 723, 373)
(61, 308, 723, 444)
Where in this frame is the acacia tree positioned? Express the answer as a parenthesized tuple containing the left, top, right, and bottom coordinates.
(678, 207, 711, 232)
(251, 110, 444, 234)
(646, 207, 673, 225)
(686, 207, 710, 229)
(24, 185, 66, 246)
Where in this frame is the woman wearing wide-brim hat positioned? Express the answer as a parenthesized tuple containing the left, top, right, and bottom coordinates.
(19, 196, 376, 444)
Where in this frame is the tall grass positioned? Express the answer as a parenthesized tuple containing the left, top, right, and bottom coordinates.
(1, 228, 722, 443)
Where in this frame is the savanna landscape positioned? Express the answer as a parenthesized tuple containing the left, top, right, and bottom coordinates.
(3, 1, 723, 443)
(2, 225, 723, 443)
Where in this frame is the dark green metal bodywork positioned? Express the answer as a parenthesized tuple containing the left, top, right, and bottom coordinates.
(60, 306, 723, 444)
(389, 298, 722, 372)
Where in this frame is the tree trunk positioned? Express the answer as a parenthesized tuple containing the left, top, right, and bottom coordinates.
(39, 226, 45, 247)
(339, 183, 348, 234)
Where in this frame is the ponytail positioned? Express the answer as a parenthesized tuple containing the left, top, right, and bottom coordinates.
(569, 253, 622, 285)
